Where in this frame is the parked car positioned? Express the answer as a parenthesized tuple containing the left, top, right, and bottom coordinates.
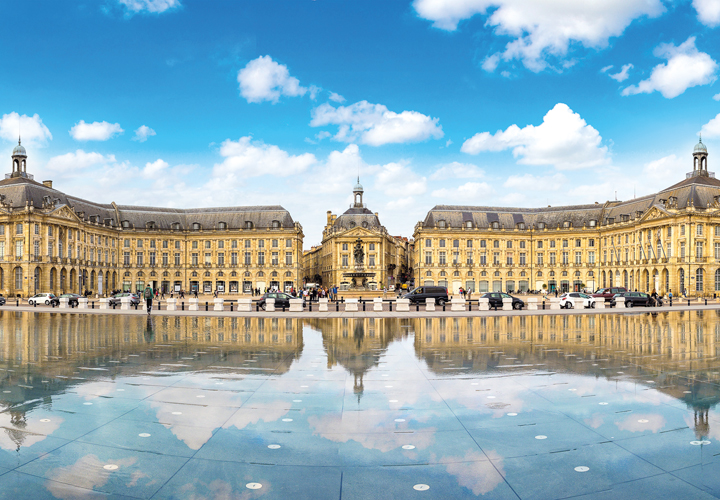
(59, 293, 82, 306)
(559, 292, 595, 309)
(592, 287, 628, 302)
(109, 292, 140, 306)
(609, 292, 663, 308)
(258, 292, 296, 310)
(403, 286, 449, 306)
(28, 293, 58, 306)
(481, 292, 525, 310)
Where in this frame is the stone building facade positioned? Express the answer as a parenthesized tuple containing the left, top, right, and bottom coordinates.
(302, 180, 410, 290)
(0, 142, 303, 297)
(414, 139, 720, 297)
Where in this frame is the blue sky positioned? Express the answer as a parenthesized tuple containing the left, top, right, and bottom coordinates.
(3, 0, 720, 245)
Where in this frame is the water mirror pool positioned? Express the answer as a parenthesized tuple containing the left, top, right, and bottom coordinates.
(1, 311, 720, 499)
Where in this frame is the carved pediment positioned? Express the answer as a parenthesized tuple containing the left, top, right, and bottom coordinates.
(49, 205, 81, 222)
(640, 205, 670, 222)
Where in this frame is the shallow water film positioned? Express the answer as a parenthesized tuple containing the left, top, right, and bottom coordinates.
(1, 311, 720, 499)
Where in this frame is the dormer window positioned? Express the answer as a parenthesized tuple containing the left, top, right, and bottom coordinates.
(245, 221, 254, 230)
(465, 220, 473, 229)
(517, 222, 525, 230)
(563, 221, 571, 228)
(121, 220, 130, 229)
(438, 220, 447, 228)
(218, 222, 227, 230)
(537, 222, 545, 230)
(146, 221, 156, 230)
(171, 222, 181, 231)
(589, 220, 596, 227)
(491, 221, 499, 229)
(192, 222, 201, 231)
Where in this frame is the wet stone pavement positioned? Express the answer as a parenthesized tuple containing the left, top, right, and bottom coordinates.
(1, 311, 720, 498)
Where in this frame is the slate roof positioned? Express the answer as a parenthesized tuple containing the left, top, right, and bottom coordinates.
(0, 176, 295, 230)
(332, 206, 382, 231)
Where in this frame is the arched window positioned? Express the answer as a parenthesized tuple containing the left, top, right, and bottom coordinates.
(491, 221, 499, 229)
(465, 220, 473, 229)
(272, 220, 281, 229)
(245, 221, 254, 229)
(218, 222, 227, 230)
(696, 268, 704, 292)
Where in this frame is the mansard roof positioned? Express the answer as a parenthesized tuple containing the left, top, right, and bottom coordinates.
(0, 176, 295, 230)
(332, 206, 382, 231)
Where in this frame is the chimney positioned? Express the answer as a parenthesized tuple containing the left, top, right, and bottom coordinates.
(43, 180, 53, 188)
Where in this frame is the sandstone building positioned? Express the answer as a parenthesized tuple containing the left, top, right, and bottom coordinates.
(0, 142, 303, 297)
(414, 139, 720, 297)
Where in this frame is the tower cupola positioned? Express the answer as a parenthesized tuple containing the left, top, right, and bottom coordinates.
(10, 138, 29, 178)
(692, 136, 709, 177)
(353, 177, 364, 208)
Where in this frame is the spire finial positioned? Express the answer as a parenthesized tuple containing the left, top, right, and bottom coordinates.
(700, 133, 703, 143)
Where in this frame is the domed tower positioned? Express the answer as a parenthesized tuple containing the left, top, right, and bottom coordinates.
(353, 176, 364, 208)
(693, 136, 708, 177)
(11, 138, 28, 178)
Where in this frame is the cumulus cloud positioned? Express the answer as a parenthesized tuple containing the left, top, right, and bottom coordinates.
(0, 112, 52, 146)
(374, 162, 427, 196)
(713, 93, 720, 101)
(143, 159, 169, 178)
(609, 63, 633, 82)
(46, 150, 117, 171)
(70, 120, 124, 141)
(133, 125, 156, 142)
(622, 37, 718, 98)
(329, 92, 346, 103)
(503, 173, 566, 191)
(429, 162, 485, 180)
(601, 65, 614, 73)
(701, 113, 720, 138)
(237, 55, 308, 104)
(211, 136, 317, 186)
(694, 0, 720, 27)
(413, 0, 665, 72)
(116, 0, 180, 13)
(431, 181, 492, 200)
(461, 103, 609, 170)
(310, 100, 443, 146)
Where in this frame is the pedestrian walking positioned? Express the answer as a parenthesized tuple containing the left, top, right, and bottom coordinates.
(143, 285, 153, 314)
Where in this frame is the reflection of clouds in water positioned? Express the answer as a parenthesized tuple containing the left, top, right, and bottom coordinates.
(0, 412, 62, 450)
(584, 414, 605, 429)
(308, 412, 436, 452)
(443, 450, 505, 496)
(45, 454, 137, 499)
(616, 413, 666, 433)
(148, 403, 228, 450)
(172, 478, 254, 500)
(223, 401, 291, 430)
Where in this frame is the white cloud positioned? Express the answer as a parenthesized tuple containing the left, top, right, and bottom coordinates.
(701, 113, 720, 138)
(211, 136, 317, 186)
(0, 112, 52, 146)
(461, 103, 609, 170)
(117, 0, 180, 13)
(374, 162, 427, 196)
(329, 92, 346, 103)
(694, 0, 720, 27)
(310, 100, 443, 146)
(429, 162, 485, 180)
(642, 154, 685, 185)
(622, 37, 718, 99)
(601, 65, 614, 73)
(431, 181, 492, 200)
(133, 125, 156, 142)
(413, 0, 665, 72)
(609, 63, 633, 82)
(46, 150, 117, 171)
(70, 120, 124, 141)
(713, 93, 720, 101)
(237, 55, 308, 104)
(503, 173, 566, 191)
(143, 159, 169, 178)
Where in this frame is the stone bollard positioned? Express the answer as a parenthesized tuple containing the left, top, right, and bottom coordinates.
(121, 296, 131, 310)
(213, 298, 224, 311)
(477, 297, 489, 311)
(318, 298, 328, 312)
(425, 298, 435, 312)
(345, 298, 359, 312)
(99, 298, 109, 310)
(166, 298, 178, 311)
(373, 298, 383, 311)
(289, 298, 304, 312)
(451, 297, 466, 311)
(141, 299, 148, 311)
(78, 297, 88, 309)
(189, 298, 199, 311)
(60, 297, 69, 309)
(549, 298, 561, 310)
(265, 298, 275, 312)
(615, 297, 625, 309)
(396, 298, 410, 312)
(595, 298, 605, 309)
(502, 298, 513, 311)
(527, 297, 538, 311)
(237, 298, 252, 312)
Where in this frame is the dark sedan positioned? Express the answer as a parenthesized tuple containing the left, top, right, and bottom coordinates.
(610, 292, 663, 308)
(59, 293, 81, 306)
(258, 292, 297, 310)
(481, 292, 524, 310)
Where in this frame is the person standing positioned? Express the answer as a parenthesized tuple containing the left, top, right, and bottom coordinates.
(143, 285, 153, 314)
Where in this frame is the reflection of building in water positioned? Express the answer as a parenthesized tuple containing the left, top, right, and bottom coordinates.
(413, 311, 720, 439)
(305, 318, 410, 400)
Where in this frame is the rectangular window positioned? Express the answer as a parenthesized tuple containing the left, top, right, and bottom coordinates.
(480, 240, 486, 248)
(550, 241, 556, 248)
(34, 224, 39, 235)
(192, 241, 198, 249)
(204, 252, 212, 265)
(150, 240, 156, 249)
(506, 254, 513, 265)
(696, 242, 704, 259)
(0, 225, 4, 236)
(162, 252, 169, 266)
(272, 239, 278, 248)
(174, 253, 181, 265)
(136, 252, 143, 266)
(519, 241, 525, 249)
(258, 240, 265, 248)
(575, 252, 581, 264)
(245, 240, 251, 249)
(0, 242, 4, 259)
(439, 251, 446, 265)
(34, 240, 39, 257)
(550, 252, 556, 265)
(285, 252, 292, 265)
(506, 241, 512, 249)
(588, 251, 595, 264)
(452, 251, 459, 264)
(137, 239, 143, 248)
(493, 252, 500, 265)
(466, 252, 473, 265)
(562, 251, 569, 264)
(191, 253, 198, 266)
(342, 254, 349, 266)
(681, 225, 685, 236)
(537, 241, 543, 249)
(425, 252, 432, 265)
(467, 240, 473, 248)
(680, 242, 686, 258)
(286, 239, 292, 248)
(123, 252, 130, 265)
(589, 239, 595, 247)
(575, 239, 581, 247)
(47, 242, 53, 258)
(230, 252, 237, 265)
(519, 253, 526, 265)
(218, 253, 225, 266)
(124, 239, 130, 248)
(480, 253, 487, 265)
(149, 252, 156, 266)
(562, 239, 568, 248)
(439, 240, 446, 248)
(369, 243, 375, 250)
(175, 240, 181, 249)
(163, 240, 168, 249)
(697, 224, 703, 236)
(218, 240, 224, 249)
(244, 252, 251, 265)
(271, 252, 278, 266)
(369, 255, 375, 266)
(205, 241, 211, 249)
(425, 239, 431, 247)
(258, 252, 265, 265)
(536, 253, 543, 265)
(715, 243, 720, 260)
